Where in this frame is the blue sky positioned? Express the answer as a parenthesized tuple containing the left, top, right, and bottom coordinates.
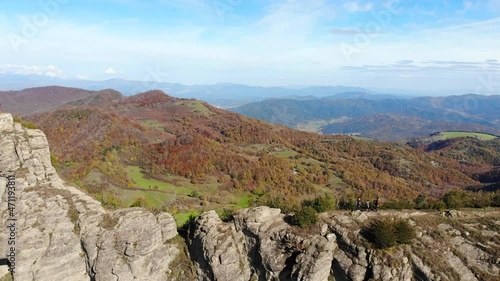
(0, 0, 499, 94)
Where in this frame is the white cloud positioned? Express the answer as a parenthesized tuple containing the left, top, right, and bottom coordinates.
(76, 73, 89, 80)
(344, 1, 374, 13)
(0, 64, 64, 77)
(1, 1, 498, 90)
(105, 68, 118, 75)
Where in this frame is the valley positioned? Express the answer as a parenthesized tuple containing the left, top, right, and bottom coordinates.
(0, 86, 498, 227)
(233, 95, 500, 141)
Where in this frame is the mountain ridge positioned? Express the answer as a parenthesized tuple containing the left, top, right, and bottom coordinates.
(1, 87, 498, 215)
(233, 94, 500, 140)
(0, 74, 428, 108)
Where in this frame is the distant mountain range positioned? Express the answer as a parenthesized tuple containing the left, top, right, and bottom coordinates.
(1, 75, 497, 141)
(232, 94, 500, 140)
(0, 74, 416, 108)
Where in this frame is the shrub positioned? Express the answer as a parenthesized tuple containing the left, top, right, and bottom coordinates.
(362, 218, 416, 249)
(338, 196, 355, 210)
(394, 219, 416, 245)
(217, 209, 234, 222)
(96, 191, 122, 209)
(442, 190, 472, 209)
(13, 115, 37, 129)
(130, 196, 150, 208)
(50, 153, 60, 169)
(302, 193, 336, 212)
(188, 190, 202, 199)
(262, 195, 299, 214)
(380, 200, 415, 210)
(493, 192, 500, 207)
(68, 207, 80, 234)
(251, 189, 265, 197)
(423, 199, 447, 211)
(414, 194, 427, 209)
(472, 192, 493, 208)
(292, 206, 317, 228)
(363, 218, 397, 249)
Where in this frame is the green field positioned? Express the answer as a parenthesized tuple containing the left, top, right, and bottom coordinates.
(100, 162, 345, 228)
(125, 166, 253, 226)
(174, 211, 200, 227)
(438, 132, 497, 141)
(115, 187, 174, 207)
(234, 193, 251, 209)
(175, 100, 212, 116)
(172, 192, 251, 227)
(351, 135, 374, 141)
(126, 166, 186, 193)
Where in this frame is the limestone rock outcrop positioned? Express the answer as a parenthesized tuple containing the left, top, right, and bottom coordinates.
(0, 113, 180, 280)
(189, 206, 338, 281)
(189, 207, 499, 281)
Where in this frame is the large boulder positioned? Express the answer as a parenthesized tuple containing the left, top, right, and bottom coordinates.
(189, 206, 337, 281)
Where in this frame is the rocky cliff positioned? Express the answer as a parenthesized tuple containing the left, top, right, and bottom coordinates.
(0, 113, 181, 280)
(188, 207, 499, 281)
(1, 113, 499, 281)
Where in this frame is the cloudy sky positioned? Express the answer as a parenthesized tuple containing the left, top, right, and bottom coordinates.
(0, 0, 499, 93)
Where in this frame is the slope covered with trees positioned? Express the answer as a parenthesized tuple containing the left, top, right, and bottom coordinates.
(0, 86, 95, 115)
(4, 87, 494, 214)
(233, 95, 500, 140)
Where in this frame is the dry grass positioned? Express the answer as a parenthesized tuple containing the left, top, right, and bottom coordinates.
(412, 244, 461, 281)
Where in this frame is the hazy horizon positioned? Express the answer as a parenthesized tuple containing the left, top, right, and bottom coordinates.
(1, 73, 496, 98)
(0, 0, 499, 94)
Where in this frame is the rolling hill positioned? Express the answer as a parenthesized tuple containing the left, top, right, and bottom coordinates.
(321, 113, 499, 141)
(233, 95, 500, 140)
(0, 86, 95, 115)
(1, 87, 498, 216)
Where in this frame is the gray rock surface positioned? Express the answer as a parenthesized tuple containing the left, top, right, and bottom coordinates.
(190, 207, 337, 281)
(189, 210, 251, 281)
(0, 113, 180, 281)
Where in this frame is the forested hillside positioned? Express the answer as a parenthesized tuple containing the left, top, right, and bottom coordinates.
(233, 95, 500, 140)
(5, 88, 493, 216)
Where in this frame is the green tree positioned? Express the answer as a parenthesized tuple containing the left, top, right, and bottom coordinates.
(302, 193, 336, 212)
(442, 190, 471, 209)
(414, 194, 426, 209)
(96, 191, 122, 209)
(292, 206, 317, 228)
